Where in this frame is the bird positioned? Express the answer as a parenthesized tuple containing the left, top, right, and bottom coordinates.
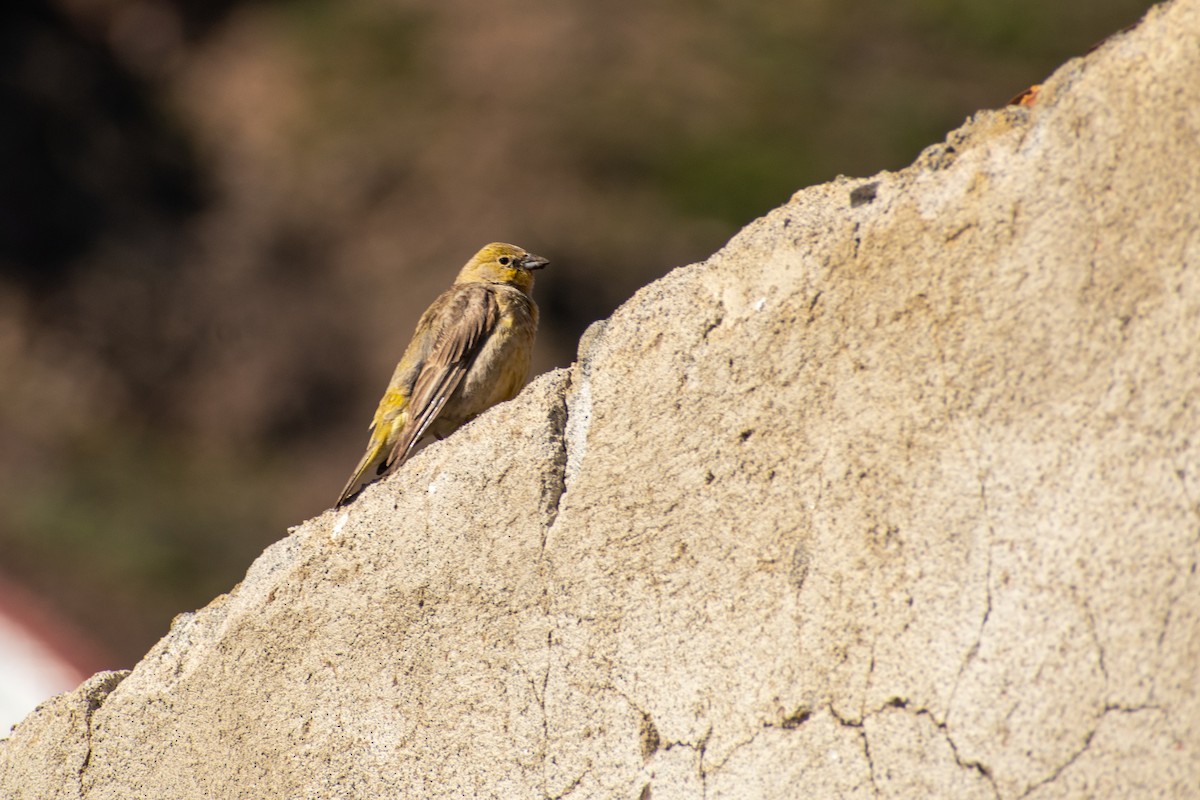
(335, 242, 548, 507)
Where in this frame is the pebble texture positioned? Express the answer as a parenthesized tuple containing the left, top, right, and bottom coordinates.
(2, 0, 1198, 796)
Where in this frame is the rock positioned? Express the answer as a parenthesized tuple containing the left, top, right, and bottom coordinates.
(0, 671, 126, 800)
(3, 0, 1198, 796)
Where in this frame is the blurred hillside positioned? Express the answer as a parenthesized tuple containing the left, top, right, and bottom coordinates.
(0, 0, 1154, 665)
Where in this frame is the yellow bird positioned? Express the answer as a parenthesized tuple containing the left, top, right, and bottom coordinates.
(336, 242, 548, 507)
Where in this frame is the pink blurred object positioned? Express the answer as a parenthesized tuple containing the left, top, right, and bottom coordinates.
(0, 574, 114, 738)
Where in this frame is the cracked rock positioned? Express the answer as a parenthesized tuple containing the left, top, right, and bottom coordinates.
(3, 1, 1200, 797)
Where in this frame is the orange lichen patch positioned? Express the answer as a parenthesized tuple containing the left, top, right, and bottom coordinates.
(1009, 84, 1042, 107)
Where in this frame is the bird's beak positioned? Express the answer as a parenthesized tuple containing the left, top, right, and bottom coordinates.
(522, 253, 550, 270)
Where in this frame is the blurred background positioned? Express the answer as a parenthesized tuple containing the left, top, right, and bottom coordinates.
(0, 0, 1153, 703)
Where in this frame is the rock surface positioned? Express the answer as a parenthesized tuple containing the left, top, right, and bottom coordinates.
(3, 0, 1199, 797)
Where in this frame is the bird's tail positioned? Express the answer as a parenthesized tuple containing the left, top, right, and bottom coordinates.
(335, 431, 393, 507)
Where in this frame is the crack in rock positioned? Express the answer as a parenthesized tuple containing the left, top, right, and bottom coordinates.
(947, 475, 996, 718)
(870, 698, 1000, 800)
(1018, 727, 1097, 798)
(1017, 704, 1165, 798)
(695, 705, 816, 779)
(544, 769, 587, 800)
(859, 727, 882, 797)
(825, 704, 884, 798)
(651, 718, 712, 799)
(1081, 600, 1109, 685)
(76, 670, 130, 799)
(540, 370, 572, 550)
(638, 711, 661, 762)
(532, 628, 554, 797)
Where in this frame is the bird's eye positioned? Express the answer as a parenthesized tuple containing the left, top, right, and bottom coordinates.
(498, 256, 511, 266)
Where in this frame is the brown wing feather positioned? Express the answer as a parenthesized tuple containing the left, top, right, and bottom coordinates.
(383, 284, 498, 469)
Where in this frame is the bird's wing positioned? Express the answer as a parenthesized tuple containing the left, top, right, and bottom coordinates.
(384, 283, 498, 469)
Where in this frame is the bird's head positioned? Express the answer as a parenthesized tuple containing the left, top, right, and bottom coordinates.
(455, 242, 549, 294)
